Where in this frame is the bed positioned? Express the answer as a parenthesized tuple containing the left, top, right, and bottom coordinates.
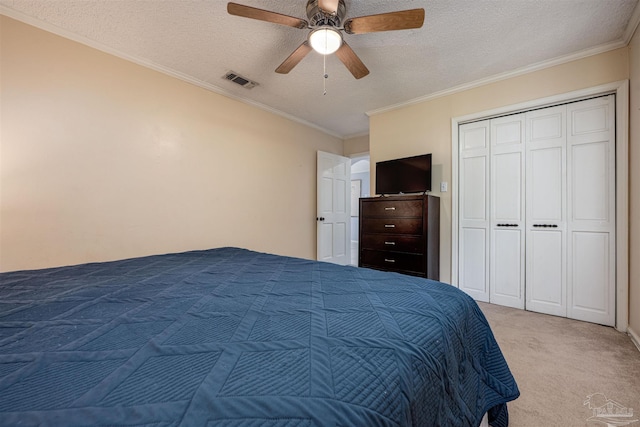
(0, 247, 519, 426)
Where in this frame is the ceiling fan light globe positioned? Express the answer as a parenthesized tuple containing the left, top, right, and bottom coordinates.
(309, 27, 342, 55)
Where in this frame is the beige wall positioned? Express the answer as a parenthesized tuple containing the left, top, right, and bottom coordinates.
(343, 134, 369, 157)
(0, 17, 344, 272)
(629, 26, 640, 337)
(370, 48, 629, 286)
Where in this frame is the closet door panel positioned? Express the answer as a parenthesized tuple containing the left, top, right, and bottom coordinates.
(528, 147, 564, 221)
(490, 115, 525, 308)
(571, 232, 610, 313)
(461, 125, 489, 150)
(527, 230, 566, 316)
(525, 106, 567, 317)
(460, 228, 488, 298)
(529, 111, 563, 141)
(566, 95, 615, 326)
(492, 229, 524, 304)
(458, 121, 490, 301)
(571, 142, 609, 221)
(462, 156, 487, 220)
(570, 99, 611, 136)
(494, 119, 523, 147)
(493, 152, 523, 220)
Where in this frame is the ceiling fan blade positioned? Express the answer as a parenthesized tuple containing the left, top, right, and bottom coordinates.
(335, 42, 369, 79)
(275, 41, 313, 74)
(344, 9, 425, 34)
(227, 2, 308, 29)
(318, 0, 340, 14)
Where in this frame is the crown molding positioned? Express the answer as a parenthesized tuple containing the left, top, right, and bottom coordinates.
(623, 0, 640, 45)
(0, 7, 344, 140)
(343, 131, 370, 140)
(366, 39, 627, 117)
(368, 1, 640, 118)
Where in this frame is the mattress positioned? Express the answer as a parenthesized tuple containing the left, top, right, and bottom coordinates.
(0, 247, 519, 426)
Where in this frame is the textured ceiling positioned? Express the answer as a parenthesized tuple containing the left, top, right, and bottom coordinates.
(1, 0, 639, 138)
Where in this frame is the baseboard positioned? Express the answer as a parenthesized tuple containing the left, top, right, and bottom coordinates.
(628, 326, 640, 353)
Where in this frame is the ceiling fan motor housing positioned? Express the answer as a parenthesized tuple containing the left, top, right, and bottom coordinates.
(306, 0, 346, 27)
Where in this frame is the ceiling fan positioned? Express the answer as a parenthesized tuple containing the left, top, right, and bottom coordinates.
(227, 0, 425, 79)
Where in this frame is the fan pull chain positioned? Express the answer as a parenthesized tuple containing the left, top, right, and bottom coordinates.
(323, 53, 328, 96)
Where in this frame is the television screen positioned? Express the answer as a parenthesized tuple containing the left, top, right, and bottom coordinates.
(376, 153, 432, 195)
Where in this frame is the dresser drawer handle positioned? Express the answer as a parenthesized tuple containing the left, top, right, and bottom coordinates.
(384, 224, 396, 228)
(384, 259, 396, 263)
(384, 241, 396, 245)
(384, 207, 396, 211)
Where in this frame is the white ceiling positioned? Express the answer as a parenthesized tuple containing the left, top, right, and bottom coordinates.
(2, 0, 639, 138)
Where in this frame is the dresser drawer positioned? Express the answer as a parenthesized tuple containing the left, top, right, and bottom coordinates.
(361, 199, 423, 218)
(360, 234, 424, 253)
(360, 250, 424, 274)
(361, 218, 423, 235)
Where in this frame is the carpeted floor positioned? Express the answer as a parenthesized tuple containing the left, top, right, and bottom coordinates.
(478, 302, 640, 427)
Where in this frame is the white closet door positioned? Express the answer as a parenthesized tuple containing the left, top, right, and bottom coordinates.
(458, 121, 490, 302)
(490, 114, 526, 309)
(525, 106, 567, 317)
(457, 95, 617, 325)
(566, 95, 616, 326)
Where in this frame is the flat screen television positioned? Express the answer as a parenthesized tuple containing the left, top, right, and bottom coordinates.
(376, 153, 432, 195)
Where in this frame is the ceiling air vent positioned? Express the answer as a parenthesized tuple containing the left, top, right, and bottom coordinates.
(223, 71, 258, 89)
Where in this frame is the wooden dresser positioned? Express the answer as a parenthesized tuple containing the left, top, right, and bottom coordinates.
(359, 194, 439, 279)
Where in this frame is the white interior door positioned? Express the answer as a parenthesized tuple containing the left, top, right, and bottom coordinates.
(317, 151, 351, 265)
(490, 114, 526, 309)
(458, 121, 490, 302)
(525, 105, 568, 317)
(566, 95, 616, 326)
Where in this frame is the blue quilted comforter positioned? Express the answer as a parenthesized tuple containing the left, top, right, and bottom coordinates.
(0, 247, 518, 426)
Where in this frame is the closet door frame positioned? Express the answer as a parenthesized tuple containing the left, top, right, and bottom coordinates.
(451, 80, 629, 332)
